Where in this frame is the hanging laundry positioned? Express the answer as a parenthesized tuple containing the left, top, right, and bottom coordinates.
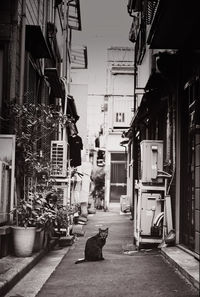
(68, 135, 83, 167)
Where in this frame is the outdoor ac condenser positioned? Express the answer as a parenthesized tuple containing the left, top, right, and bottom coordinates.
(140, 192, 162, 236)
(50, 141, 67, 177)
(140, 140, 163, 183)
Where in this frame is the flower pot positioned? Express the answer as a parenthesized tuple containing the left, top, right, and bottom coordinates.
(12, 226, 36, 257)
(33, 228, 45, 252)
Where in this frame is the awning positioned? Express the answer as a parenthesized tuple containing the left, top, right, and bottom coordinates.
(145, 72, 172, 95)
(132, 71, 170, 128)
(147, 1, 200, 49)
(26, 25, 51, 59)
(44, 68, 64, 99)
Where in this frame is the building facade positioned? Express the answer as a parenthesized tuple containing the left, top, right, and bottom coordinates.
(100, 47, 134, 208)
(127, 0, 200, 258)
(0, 0, 84, 256)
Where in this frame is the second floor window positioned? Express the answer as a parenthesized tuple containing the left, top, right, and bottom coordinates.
(116, 112, 125, 123)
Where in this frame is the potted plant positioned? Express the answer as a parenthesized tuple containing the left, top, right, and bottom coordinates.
(12, 197, 38, 257)
(36, 193, 58, 249)
(6, 102, 69, 202)
(12, 190, 59, 256)
(55, 204, 76, 247)
(3, 102, 75, 255)
(55, 205, 70, 236)
(31, 192, 51, 252)
(90, 168, 105, 210)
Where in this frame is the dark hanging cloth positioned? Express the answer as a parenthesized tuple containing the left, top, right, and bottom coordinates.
(68, 135, 83, 167)
(95, 137, 100, 148)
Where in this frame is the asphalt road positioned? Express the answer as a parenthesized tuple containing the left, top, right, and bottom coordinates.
(34, 205, 198, 297)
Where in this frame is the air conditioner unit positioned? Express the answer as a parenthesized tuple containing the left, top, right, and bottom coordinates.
(140, 192, 162, 236)
(140, 140, 163, 183)
(50, 141, 67, 177)
(0, 161, 10, 223)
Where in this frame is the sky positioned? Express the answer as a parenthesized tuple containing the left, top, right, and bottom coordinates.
(72, 0, 133, 94)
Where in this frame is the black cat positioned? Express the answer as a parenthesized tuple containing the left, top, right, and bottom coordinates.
(75, 227, 109, 264)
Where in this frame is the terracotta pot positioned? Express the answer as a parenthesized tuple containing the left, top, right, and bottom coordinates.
(12, 226, 36, 257)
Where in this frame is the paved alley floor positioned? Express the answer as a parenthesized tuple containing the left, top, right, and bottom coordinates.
(5, 204, 199, 297)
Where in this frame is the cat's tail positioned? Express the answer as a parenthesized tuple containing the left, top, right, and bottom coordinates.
(75, 258, 86, 264)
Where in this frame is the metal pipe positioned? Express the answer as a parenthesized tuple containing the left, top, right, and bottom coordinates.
(19, 0, 26, 105)
(133, 60, 137, 113)
(62, 0, 67, 77)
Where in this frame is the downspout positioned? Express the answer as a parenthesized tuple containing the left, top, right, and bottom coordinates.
(132, 128, 137, 220)
(66, 0, 73, 95)
(19, 0, 26, 105)
(62, 0, 73, 128)
(120, 144, 127, 172)
(66, 0, 73, 83)
(67, 28, 72, 94)
(172, 101, 176, 173)
(132, 50, 138, 219)
(120, 143, 128, 194)
(133, 62, 137, 113)
(166, 98, 171, 163)
(62, 0, 73, 208)
(63, 0, 67, 78)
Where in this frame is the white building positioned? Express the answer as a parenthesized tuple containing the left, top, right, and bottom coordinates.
(100, 47, 134, 208)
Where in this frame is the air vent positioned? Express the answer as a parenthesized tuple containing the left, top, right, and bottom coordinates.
(50, 141, 67, 177)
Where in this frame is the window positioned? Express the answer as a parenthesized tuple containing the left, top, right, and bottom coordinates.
(116, 112, 125, 123)
(112, 96, 133, 129)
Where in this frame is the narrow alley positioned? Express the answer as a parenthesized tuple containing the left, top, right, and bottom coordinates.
(5, 205, 199, 297)
(0, 1, 200, 296)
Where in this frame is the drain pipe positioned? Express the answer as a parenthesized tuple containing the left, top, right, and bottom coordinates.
(120, 142, 128, 184)
(19, 0, 26, 105)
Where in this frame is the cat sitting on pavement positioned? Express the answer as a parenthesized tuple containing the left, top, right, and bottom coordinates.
(75, 227, 109, 264)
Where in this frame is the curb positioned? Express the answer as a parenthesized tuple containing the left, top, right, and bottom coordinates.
(161, 247, 200, 290)
(0, 240, 57, 297)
